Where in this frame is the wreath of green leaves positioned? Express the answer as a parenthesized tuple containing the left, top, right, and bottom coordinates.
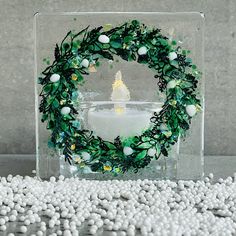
(38, 20, 202, 175)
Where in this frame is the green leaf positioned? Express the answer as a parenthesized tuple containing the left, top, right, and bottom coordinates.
(122, 137, 136, 146)
(137, 142, 152, 149)
(48, 140, 55, 148)
(186, 58, 192, 64)
(93, 44, 102, 52)
(180, 81, 193, 88)
(105, 142, 116, 150)
(170, 60, 178, 67)
(131, 20, 140, 27)
(46, 96, 55, 106)
(51, 82, 60, 93)
(110, 41, 122, 49)
(163, 64, 172, 75)
(102, 43, 110, 49)
(52, 98, 59, 108)
(77, 73, 83, 81)
(61, 121, 68, 131)
(43, 84, 52, 93)
(47, 120, 54, 129)
(62, 91, 68, 98)
(159, 39, 168, 46)
(124, 36, 132, 43)
(51, 113, 55, 121)
(135, 150, 147, 161)
(99, 51, 113, 60)
(171, 40, 177, 45)
(41, 113, 48, 122)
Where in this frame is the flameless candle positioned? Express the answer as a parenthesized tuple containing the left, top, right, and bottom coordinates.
(87, 71, 161, 141)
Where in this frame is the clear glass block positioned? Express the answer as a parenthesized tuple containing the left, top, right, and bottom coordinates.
(34, 12, 204, 180)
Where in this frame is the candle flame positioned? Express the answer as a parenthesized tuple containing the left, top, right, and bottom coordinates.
(111, 71, 130, 114)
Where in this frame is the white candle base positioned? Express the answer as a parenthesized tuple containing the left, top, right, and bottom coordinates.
(88, 108, 152, 141)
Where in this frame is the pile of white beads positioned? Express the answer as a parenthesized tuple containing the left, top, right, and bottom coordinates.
(0, 173, 236, 235)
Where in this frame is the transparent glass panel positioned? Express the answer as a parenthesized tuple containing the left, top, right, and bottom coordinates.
(35, 12, 204, 180)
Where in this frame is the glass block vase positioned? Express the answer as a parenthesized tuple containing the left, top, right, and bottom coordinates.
(34, 12, 204, 180)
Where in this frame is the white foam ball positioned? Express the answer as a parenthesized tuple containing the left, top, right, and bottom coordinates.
(186, 105, 197, 117)
(20, 226, 27, 233)
(50, 176, 56, 183)
(208, 173, 214, 179)
(80, 59, 89, 68)
(24, 219, 30, 225)
(0, 210, 7, 216)
(50, 74, 60, 83)
(0, 225, 6, 231)
(167, 80, 176, 89)
(147, 148, 157, 157)
(0, 218, 5, 225)
(57, 230, 62, 236)
(138, 46, 148, 55)
(98, 35, 110, 44)
(9, 215, 16, 222)
(63, 229, 72, 236)
(11, 210, 17, 216)
(40, 226, 46, 232)
(37, 231, 43, 236)
(61, 107, 71, 115)
(123, 147, 134, 156)
(168, 52, 177, 61)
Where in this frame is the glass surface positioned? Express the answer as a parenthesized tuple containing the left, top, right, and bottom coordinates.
(34, 12, 205, 180)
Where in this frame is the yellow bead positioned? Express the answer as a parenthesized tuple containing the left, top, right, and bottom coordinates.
(115, 167, 120, 173)
(170, 100, 177, 106)
(88, 65, 97, 73)
(196, 104, 202, 112)
(71, 74, 78, 81)
(103, 165, 112, 171)
(115, 106, 125, 114)
(103, 23, 112, 31)
(75, 157, 81, 163)
(60, 100, 65, 105)
(71, 144, 76, 150)
(164, 131, 172, 138)
(79, 162, 85, 168)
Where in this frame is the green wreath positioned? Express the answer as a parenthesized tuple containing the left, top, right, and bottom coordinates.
(38, 20, 202, 175)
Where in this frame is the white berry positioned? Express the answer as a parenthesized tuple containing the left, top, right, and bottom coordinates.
(138, 46, 148, 55)
(186, 104, 197, 117)
(167, 80, 176, 89)
(98, 35, 110, 44)
(123, 147, 134, 156)
(147, 148, 157, 157)
(61, 107, 71, 115)
(50, 73, 60, 83)
(80, 59, 89, 68)
(168, 52, 177, 60)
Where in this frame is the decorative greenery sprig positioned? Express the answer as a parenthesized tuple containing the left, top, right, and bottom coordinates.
(38, 20, 202, 175)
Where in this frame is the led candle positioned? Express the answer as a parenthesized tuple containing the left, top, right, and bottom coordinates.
(88, 71, 160, 141)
